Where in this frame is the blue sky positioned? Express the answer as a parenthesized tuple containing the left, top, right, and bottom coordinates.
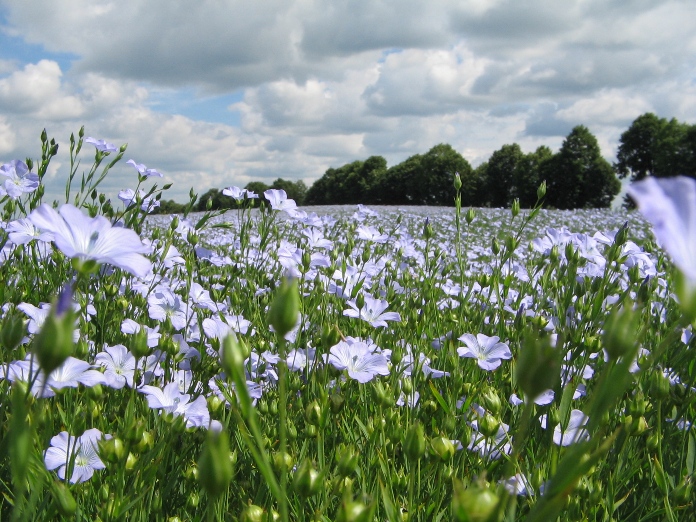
(0, 0, 694, 203)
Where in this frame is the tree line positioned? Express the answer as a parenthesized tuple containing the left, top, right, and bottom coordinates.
(156, 112, 696, 212)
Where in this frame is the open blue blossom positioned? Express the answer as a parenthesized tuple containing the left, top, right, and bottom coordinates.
(264, 189, 297, 213)
(85, 137, 118, 153)
(325, 338, 390, 383)
(343, 295, 401, 328)
(457, 333, 512, 371)
(95, 344, 136, 389)
(28, 203, 152, 278)
(140, 382, 210, 428)
(540, 409, 589, 446)
(44, 428, 111, 483)
(0, 160, 39, 199)
(126, 159, 163, 177)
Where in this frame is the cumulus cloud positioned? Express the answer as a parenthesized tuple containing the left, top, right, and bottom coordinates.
(0, 0, 694, 203)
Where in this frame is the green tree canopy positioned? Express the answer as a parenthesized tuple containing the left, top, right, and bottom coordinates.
(545, 125, 620, 209)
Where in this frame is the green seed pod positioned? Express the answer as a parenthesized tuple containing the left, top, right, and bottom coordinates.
(197, 428, 233, 498)
(267, 277, 300, 338)
(404, 423, 426, 462)
(273, 451, 294, 473)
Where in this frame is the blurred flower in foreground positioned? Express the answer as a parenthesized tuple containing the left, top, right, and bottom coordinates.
(628, 176, 696, 320)
(0, 160, 39, 199)
(627, 176, 696, 282)
(44, 428, 111, 483)
(28, 203, 152, 278)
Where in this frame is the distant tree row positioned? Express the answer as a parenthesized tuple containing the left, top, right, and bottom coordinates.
(305, 125, 621, 209)
(189, 113, 695, 211)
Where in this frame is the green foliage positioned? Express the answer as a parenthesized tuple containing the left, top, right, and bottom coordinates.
(544, 125, 620, 209)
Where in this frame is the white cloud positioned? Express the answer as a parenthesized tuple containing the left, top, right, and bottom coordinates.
(0, 0, 694, 204)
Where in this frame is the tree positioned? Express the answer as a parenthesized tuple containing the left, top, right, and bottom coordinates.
(616, 113, 696, 182)
(615, 113, 663, 182)
(417, 144, 473, 206)
(545, 125, 620, 209)
(481, 143, 524, 208)
(514, 146, 553, 208)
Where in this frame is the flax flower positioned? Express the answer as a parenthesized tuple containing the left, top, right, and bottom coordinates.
(28, 203, 151, 278)
(627, 176, 696, 282)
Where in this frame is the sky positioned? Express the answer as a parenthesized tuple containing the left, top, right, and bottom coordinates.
(0, 0, 695, 204)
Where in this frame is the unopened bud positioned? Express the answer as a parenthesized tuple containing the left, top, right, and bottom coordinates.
(293, 458, 321, 497)
(537, 180, 546, 200)
(267, 277, 300, 338)
(197, 427, 233, 497)
(430, 436, 455, 461)
(34, 285, 75, 376)
(602, 302, 640, 360)
(516, 332, 560, 401)
(452, 479, 499, 522)
(404, 423, 426, 462)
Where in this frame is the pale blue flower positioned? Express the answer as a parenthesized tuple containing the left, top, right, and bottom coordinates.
(28, 203, 152, 278)
(457, 333, 511, 371)
(264, 189, 297, 212)
(85, 137, 118, 153)
(44, 428, 110, 483)
(343, 295, 401, 328)
(95, 344, 136, 389)
(126, 159, 163, 177)
(325, 339, 390, 383)
(627, 176, 696, 281)
(0, 160, 39, 199)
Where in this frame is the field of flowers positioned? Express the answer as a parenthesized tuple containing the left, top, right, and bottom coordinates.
(1, 130, 694, 521)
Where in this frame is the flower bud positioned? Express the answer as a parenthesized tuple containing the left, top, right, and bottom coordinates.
(465, 208, 475, 225)
(125, 452, 138, 471)
(99, 437, 126, 463)
(130, 327, 151, 358)
(516, 332, 560, 401)
(602, 302, 640, 361)
(479, 387, 502, 415)
(452, 479, 499, 522)
(423, 218, 434, 240)
(221, 334, 248, 378)
(430, 436, 455, 461)
(649, 371, 671, 401)
(240, 505, 265, 522)
(33, 285, 75, 376)
(336, 444, 359, 477)
(293, 458, 321, 497)
(478, 414, 500, 438)
(267, 277, 300, 338)
(511, 198, 520, 218)
(404, 423, 426, 462)
(1, 312, 25, 351)
(454, 172, 462, 191)
(537, 180, 546, 200)
(198, 427, 233, 497)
